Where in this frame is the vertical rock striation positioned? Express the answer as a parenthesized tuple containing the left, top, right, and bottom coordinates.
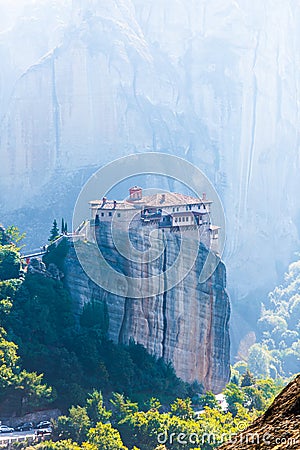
(64, 225, 230, 392)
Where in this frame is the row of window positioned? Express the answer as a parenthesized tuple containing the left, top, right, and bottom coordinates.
(96, 207, 206, 220)
(96, 212, 121, 219)
(174, 216, 194, 223)
(172, 204, 206, 212)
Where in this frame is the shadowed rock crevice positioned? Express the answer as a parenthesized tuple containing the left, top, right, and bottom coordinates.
(161, 239, 168, 359)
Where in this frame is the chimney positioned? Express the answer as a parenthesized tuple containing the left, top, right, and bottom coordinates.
(113, 200, 117, 209)
(161, 194, 165, 202)
(202, 192, 206, 201)
(101, 197, 107, 208)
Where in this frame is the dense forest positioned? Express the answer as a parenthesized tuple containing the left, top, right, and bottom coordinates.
(234, 259, 300, 380)
(0, 225, 193, 416)
(0, 224, 298, 449)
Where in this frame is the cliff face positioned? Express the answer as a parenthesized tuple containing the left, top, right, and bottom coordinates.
(1, 0, 300, 311)
(63, 226, 230, 393)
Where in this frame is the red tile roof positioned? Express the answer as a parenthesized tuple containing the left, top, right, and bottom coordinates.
(90, 192, 211, 210)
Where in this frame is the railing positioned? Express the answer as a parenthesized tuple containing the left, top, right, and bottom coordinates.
(141, 212, 162, 220)
(21, 233, 85, 260)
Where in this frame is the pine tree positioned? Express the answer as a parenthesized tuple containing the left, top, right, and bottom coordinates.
(64, 221, 68, 234)
(241, 369, 255, 387)
(232, 374, 240, 386)
(61, 218, 65, 235)
(48, 219, 60, 242)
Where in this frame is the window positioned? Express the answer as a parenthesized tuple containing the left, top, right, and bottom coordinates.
(175, 218, 178, 223)
(101, 212, 104, 217)
(177, 207, 179, 211)
(117, 213, 121, 217)
(173, 207, 175, 212)
(109, 212, 112, 217)
(179, 217, 181, 222)
(186, 206, 188, 211)
(198, 205, 200, 209)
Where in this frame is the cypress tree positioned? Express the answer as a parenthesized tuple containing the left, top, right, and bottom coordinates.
(49, 219, 60, 241)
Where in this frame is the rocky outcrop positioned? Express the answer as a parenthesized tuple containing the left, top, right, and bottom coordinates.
(63, 225, 230, 393)
(28, 257, 64, 280)
(219, 375, 300, 449)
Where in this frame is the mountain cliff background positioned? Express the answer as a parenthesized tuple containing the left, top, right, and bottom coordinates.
(1, 0, 300, 354)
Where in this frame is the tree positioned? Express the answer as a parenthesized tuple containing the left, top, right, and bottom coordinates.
(0, 226, 10, 246)
(145, 397, 162, 411)
(224, 383, 245, 416)
(110, 393, 138, 423)
(86, 390, 111, 426)
(255, 378, 282, 408)
(0, 328, 54, 415)
(49, 220, 60, 242)
(5, 226, 26, 247)
(15, 370, 54, 415)
(0, 327, 18, 390)
(0, 245, 21, 281)
(27, 440, 82, 450)
(61, 219, 68, 235)
(0, 297, 13, 324)
(198, 391, 220, 410)
(248, 344, 272, 378)
(87, 422, 127, 450)
(241, 369, 255, 387)
(120, 408, 171, 450)
(170, 398, 194, 420)
(56, 406, 91, 443)
(289, 296, 300, 328)
(231, 374, 239, 386)
(243, 386, 265, 411)
(281, 348, 300, 375)
(233, 361, 247, 376)
(0, 225, 25, 249)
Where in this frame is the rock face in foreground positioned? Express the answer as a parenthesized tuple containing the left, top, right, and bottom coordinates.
(220, 375, 300, 450)
(64, 227, 230, 393)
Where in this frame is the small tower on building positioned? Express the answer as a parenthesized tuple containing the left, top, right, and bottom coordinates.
(129, 186, 143, 201)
